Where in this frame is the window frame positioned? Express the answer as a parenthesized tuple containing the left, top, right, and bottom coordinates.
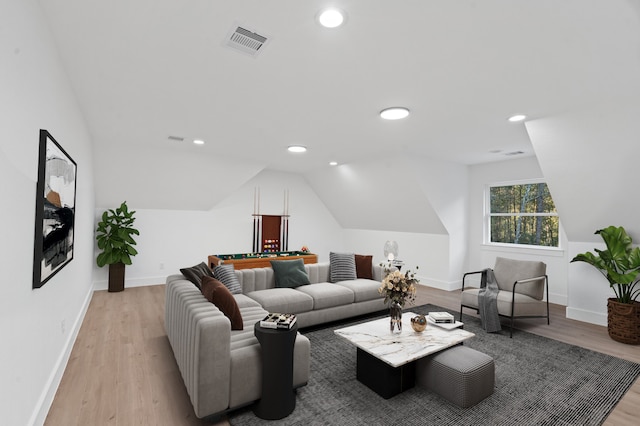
(484, 179, 561, 250)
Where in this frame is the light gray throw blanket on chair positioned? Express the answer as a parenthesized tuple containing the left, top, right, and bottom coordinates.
(478, 268, 501, 333)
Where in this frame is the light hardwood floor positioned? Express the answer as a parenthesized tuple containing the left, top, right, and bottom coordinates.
(45, 284, 640, 426)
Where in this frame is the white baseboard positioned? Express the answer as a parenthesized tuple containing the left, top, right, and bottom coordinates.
(548, 292, 567, 306)
(29, 285, 94, 426)
(93, 276, 166, 291)
(566, 306, 607, 326)
(418, 278, 461, 292)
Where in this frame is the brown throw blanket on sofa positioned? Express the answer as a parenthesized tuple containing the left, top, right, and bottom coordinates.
(478, 268, 501, 333)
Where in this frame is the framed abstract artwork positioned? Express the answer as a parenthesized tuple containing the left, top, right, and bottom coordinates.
(32, 129, 77, 289)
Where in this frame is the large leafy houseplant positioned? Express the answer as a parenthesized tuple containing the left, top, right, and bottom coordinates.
(96, 201, 139, 292)
(571, 226, 640, 344)
(571, 226, 640, 304)
(96, 201, 139, 266)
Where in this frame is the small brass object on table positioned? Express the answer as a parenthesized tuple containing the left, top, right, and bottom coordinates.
(411, 314, 427, 332)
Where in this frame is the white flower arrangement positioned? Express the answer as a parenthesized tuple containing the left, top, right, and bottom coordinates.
(378, 266, 418, 307)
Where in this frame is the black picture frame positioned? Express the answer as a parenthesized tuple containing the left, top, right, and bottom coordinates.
(33, 129, 77, 289)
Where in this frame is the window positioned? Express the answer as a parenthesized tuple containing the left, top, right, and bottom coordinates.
(486, 182, 559, 248)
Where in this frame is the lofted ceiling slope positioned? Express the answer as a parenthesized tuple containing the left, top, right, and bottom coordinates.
(37, 1, 640, 215)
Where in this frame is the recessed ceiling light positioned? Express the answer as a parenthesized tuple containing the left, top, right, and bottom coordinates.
(329, 161, 338, 166)
(193, 139, 205, 145)
(288, 145, 307, 153)
(318, 9, 345, 28)
(380, 107, 410, 120)
(508, 114, 527, 122)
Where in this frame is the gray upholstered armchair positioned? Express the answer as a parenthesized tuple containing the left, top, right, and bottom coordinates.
(460, 257, 549, 337)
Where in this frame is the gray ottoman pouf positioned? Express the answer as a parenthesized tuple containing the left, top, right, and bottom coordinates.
(416, 345, 494, 408)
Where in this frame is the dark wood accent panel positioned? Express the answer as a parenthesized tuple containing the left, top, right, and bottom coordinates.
(261, 215, 281, 252)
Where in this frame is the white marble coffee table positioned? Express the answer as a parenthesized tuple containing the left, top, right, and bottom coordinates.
(334, 311, 475, 398)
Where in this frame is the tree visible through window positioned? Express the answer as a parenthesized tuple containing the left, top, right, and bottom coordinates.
(488, 182, 559, 247)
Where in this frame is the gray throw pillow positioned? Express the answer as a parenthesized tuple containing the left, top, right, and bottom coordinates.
(213, 264, 242, 294)
(329, 252, 357, 283)
(180, 262, 214, 289)
(271, 259, 311, 288)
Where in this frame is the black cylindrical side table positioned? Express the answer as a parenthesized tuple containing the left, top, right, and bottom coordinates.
(253, 322, 298, 420)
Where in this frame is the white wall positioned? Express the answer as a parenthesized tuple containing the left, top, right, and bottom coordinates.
(342, 229, 450, 288)
(93, 154, 467, 293)
(93, 169, 344, 288)
(526, 103, 640, 323)
(0, 1, 96, 425)
(526, 102, 640, 243)
(409, 155, 469, 285)
(305, 154, 468, 290)
(567, 242, 615, 326)
(304, 156, 447, 234)
(466, 157, 569, 305)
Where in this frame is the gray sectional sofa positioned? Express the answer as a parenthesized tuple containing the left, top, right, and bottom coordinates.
(164, 261, 385, 419)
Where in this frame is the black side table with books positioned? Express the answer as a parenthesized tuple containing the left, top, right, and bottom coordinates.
(253, 321, 298, 420)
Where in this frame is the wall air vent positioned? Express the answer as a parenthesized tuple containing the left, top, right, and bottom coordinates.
(225, 25, 270, 57)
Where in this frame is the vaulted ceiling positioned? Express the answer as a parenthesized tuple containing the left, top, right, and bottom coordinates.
(38, 1, 640, 234)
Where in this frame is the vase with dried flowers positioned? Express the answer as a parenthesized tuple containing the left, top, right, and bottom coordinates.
(378, 265, 419, 332)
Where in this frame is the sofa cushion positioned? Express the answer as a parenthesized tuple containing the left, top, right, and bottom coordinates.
(329, 252, 357, 283)
(334, 279, 384, 303)
(201, 276, 243, 330)
(246, 288, 314, 314)
(461, 288, 548, 317)
(180, 262, 214, 289)
(233, 293, 263, 309)
(271, 259, 311, 288)
(295, 283, 355, 310)
(355, 254, 373, 279)
(213, 264, 242, 294)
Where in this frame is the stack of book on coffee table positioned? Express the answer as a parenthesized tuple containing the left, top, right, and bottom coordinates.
(427, 312, 463, 329)
(428, 312, 455, 324)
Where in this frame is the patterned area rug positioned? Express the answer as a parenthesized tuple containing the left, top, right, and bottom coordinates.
(229, 304, 640, 426)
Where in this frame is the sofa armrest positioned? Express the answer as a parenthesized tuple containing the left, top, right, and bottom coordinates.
(372, 264, 384, 281)
(461, 270, 485, 291)
(165, 278, 232, 418)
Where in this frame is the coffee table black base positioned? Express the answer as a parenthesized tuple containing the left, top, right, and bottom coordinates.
(356, 348, 415, 399)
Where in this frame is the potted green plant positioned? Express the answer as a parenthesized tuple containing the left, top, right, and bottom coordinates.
(571, 225, 640, 344)
(96, 201, 140, 292)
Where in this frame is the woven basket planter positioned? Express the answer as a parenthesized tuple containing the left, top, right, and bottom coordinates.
(607, 298, 640, 345)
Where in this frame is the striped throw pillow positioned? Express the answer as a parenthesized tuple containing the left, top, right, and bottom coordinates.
(213, 264, 242, 294)
(329, 252, 357, 283)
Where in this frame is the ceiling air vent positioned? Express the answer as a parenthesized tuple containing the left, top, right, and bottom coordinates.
(167, 135, 185, 142)
(225, 25, 269, 57)
(504, 150, 525, 156)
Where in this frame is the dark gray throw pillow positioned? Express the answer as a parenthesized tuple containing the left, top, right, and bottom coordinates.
(329, 252, 357, 283)
(271, 259, 311, 288)
(213, 263, 242, 294)
(180, 262, 214, 289)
